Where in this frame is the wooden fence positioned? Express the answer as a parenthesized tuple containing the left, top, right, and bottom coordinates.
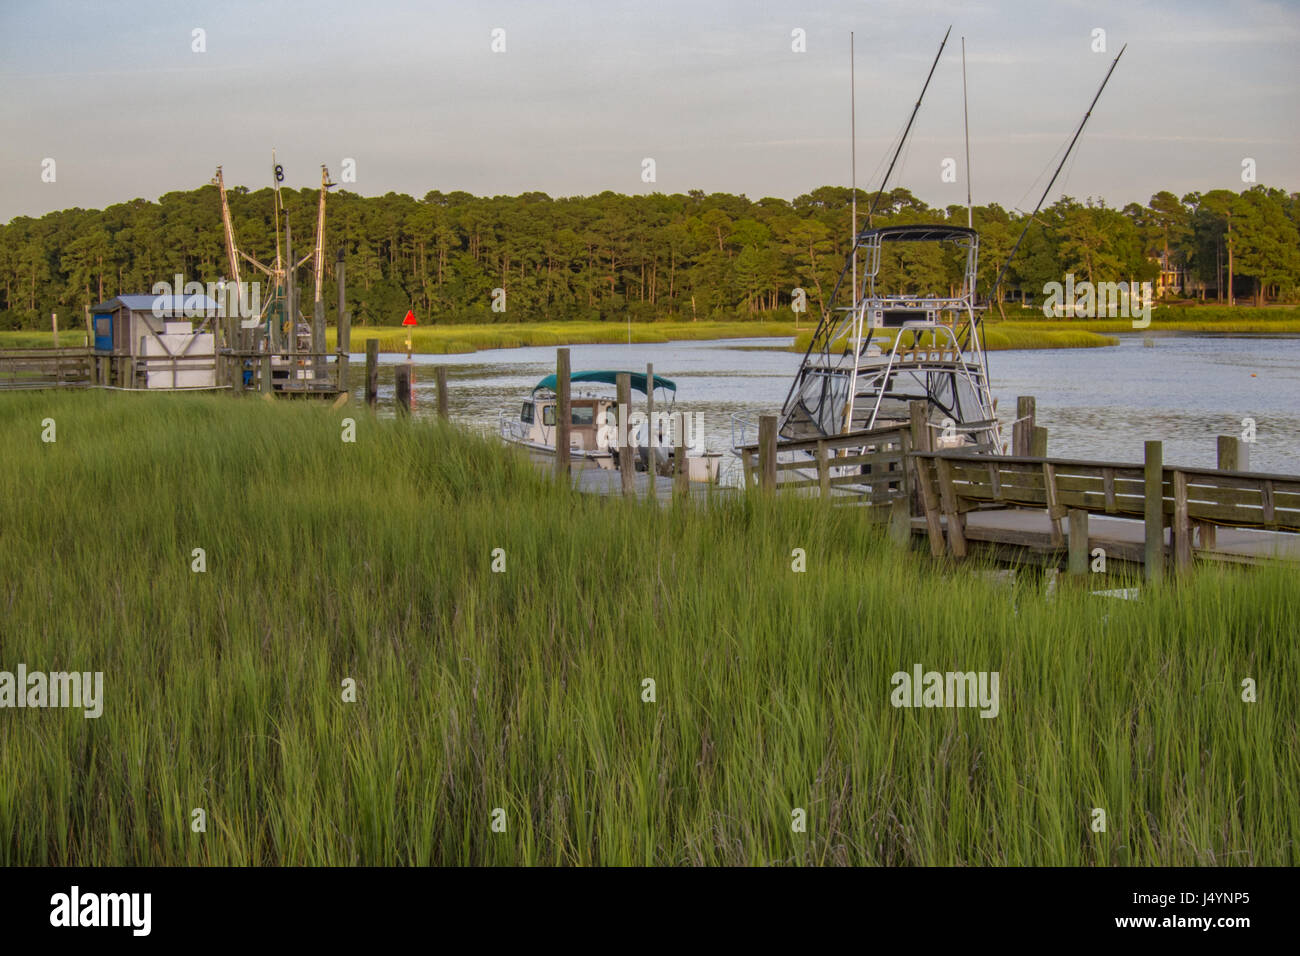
(0, 348, 95, 389)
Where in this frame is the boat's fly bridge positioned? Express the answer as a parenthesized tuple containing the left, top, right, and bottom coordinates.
(785, 224, 997, 447)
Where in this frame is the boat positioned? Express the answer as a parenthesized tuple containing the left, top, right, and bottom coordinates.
(777, 223, 998, 451)
(500, 369, 723, 481)
(732, 29, 999, 490)
(733, 27, 1125, 495)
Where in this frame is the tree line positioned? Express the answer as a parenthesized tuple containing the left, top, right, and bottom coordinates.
(1, 181, 1297, 330)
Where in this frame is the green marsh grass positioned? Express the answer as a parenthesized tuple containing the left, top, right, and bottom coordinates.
(325, 320, 803, 354)
(792, 326, 1118, 354)
(0, 392, 1295, 865)
(994, 305, 1300, 336)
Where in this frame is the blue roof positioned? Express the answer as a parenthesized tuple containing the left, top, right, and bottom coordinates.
(532, 370, 676, 395)
(93, 294, 223, 315)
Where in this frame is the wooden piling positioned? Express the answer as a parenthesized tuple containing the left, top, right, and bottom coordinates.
(556, 349, 571, 479)
(934, 456, 967, 558)
(337, 249, 350, 392)
(1144, 440, 1164, 583)
(816, 440, 830, 499)
(908, 400, 932, 517)
(1172, 469, 1193, 571)
(1198, 435, 1242, 551)
(260, 353, 273, 394)
(617, 372, 634, 497)
(312, 299, 325, 382)
(435, 366, 449, 419)
(1217, 435, 1246, 472)
(1030, 425, 1048, 458)
(758, 415, 778, 494)
(889, 497, 911, 548)
(365, 339, 379, 407)
(645, 363, 656, 496)
(1067, 508, 1089, 580)
(394, 364, 412, 415)
(916, 458, 946, 558)
(674, 412, 688, 499)
(1013, 396, 1035, 456)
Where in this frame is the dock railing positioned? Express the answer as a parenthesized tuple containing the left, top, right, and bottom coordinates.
(0, 347, 349, 395)
(734, 418, 913, 513)
(911, 441, 1300, 573)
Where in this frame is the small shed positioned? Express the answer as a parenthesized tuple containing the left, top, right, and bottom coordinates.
(90, 294, 221, 389)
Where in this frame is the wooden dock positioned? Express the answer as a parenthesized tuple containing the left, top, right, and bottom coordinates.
(729, 402, 1299, 576)
(0, 346, 348, 397)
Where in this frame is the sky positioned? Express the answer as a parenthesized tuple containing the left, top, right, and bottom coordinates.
(0, 0, 1296, 222)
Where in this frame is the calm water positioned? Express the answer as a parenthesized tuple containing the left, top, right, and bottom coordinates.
(353, 334, 1300, 474)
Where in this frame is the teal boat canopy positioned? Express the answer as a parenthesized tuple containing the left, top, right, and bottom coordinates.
(531, 370, 676, 396)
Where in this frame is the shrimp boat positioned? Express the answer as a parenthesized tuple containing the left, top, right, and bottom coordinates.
(499, 370, 723, 481)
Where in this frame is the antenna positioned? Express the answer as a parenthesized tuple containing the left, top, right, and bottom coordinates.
(850, 31, 857, 301)
(961, 37, 972, 229)
(984, 44, 1127, 317)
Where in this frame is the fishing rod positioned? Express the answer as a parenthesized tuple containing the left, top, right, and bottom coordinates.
(980, 43, 1126, 325)
(866, 25, 951, 226)
(780, 26, 953, 421)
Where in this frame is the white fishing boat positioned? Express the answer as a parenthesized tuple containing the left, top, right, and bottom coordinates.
(777, 223, 998, 450)
(500, 370, 723, 481)
(730, 27, 1001, 495)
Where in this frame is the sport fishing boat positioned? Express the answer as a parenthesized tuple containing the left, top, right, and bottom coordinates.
(776, 222, 998, 451)
(733, 25, 1124, 493)
(500, 369, 723, 481)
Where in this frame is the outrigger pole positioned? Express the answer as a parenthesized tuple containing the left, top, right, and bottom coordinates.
(980, 44, 1127, 325)
(866, 25, 951, 227)
(784, 25, 953, 418)
(961, 36, 972, 229)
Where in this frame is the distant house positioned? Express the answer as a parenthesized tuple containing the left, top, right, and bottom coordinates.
(1150, 251, 1185, 298)
(90, 294, 221, 389)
